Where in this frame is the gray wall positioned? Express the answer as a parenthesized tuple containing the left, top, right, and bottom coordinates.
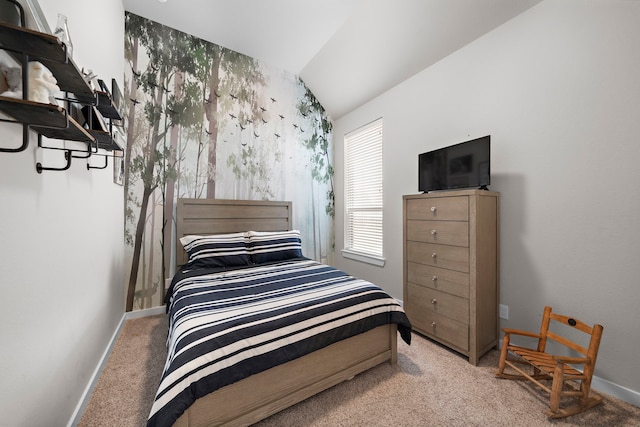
(0, 1, 125, 425)
(333, 0, 640, 403)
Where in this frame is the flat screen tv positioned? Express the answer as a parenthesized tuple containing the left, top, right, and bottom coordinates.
(418, 135, 490, 193)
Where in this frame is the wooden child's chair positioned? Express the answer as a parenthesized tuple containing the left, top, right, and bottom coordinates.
(495, 306, 604, 418)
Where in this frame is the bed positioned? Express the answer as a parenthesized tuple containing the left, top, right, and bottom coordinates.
(148, 198, 412, 427)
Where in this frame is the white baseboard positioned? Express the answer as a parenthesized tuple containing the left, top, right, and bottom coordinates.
(67, 306, 167, 426)
(592, 375, 640, 408)
(67, 312, 126, 427)
(125, 305, 166, 319)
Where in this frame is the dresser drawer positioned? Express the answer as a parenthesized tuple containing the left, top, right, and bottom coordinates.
(406, 282, 469, 322)
(407, 241, 469, 272)
(406, 220, 469, 246)
(406, 301, 469, 352)
(407, 262, 469, 298)
(405, 197, 469, 221)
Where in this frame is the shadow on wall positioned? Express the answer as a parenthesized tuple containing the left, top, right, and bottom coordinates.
(490, 173, 547, 323)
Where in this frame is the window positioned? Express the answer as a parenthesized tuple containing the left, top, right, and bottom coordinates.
(343, 118, 384, 266)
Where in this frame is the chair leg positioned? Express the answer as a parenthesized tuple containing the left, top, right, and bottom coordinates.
(549, 363, 564, 414)
(496, 335, 510, 375)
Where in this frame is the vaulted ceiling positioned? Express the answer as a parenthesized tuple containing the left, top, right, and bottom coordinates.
(122, 0, 542, 120)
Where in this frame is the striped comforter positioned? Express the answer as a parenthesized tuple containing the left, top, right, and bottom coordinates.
(147, 258, 411, 427)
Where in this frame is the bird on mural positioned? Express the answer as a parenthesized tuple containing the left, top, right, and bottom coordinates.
(292, 124, 298, 129)
(205, 130, 212, 135)
(239, 123, 246, 131)
(230, 93, 238, 100)
(246, 119, 253, 124)
(229, 113, 237, 119)
(274, 133, 281, 139)
(279, 114, 285, 120)
(214, 89, 221, 98)
(270, 97, 277, 103)
(260, 106, 267, 112)
(162, 85, 171, 93)
(131, 69, 141, 78)
(204, 97, 211, 104)
(261, 118, 268, 124)
(130, 98, 140, 105)
(254, 132, 259, 138)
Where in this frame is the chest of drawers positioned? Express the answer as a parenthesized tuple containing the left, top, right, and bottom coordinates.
(403, 190, 499, 365)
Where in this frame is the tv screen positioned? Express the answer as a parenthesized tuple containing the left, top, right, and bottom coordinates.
(418, 135, 490, 193)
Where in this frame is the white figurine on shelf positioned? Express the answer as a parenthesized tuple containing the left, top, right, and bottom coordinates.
(28, 61, 60, 104)
(0, 62, 23, 98)
(0, 61, 61, 104)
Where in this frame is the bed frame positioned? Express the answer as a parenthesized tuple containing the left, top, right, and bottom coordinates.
(172, 198, 398, 427)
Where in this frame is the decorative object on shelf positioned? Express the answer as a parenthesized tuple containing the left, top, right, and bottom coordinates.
(113, 153, 124, 185)
(27, 61, 59, 104)
(111, 78, 124, 126)
(1, 61, 61, 103)
(53, 13, 73, 59)
(0, 61, 21, 97)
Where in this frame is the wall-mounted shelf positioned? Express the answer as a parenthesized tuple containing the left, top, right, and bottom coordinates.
(0, 22, 93, 100)
(95, 90, 122, 120)
(0, 96, 93, 142)
(0, 21, 122, 173)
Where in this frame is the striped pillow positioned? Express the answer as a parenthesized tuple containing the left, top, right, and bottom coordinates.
(247, 230, 304, 264)
(180, 232, 251, 268)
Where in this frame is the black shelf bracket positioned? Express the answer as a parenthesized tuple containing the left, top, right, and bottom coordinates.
(87, 154, 108, 170)
(35, 133, 93, 172)
(0, 123, 30, 153)
(36, 149, 72, 173)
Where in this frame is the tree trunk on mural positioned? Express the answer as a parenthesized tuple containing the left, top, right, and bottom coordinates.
(126, 70, 167, 311)
(146, 191, 157, 308)
(125, 37, 139, 231)
(205, 55, 221, 199)
(127, 179, 154, 311)
(163, 71, 182, 284)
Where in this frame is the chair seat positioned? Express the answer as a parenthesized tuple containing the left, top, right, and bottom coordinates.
(510, 346, 584, 378)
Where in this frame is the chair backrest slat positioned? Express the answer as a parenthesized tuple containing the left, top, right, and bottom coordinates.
(539, 306, 602, 358)
(546, 331, 588, 355)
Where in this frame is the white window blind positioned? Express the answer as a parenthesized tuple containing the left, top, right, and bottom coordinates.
(344, 118, 383, 261)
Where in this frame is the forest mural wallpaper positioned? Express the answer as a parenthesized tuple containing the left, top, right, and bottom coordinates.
(123, 13, 334, 311)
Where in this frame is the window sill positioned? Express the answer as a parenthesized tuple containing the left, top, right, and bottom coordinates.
(341, 249, 385, 267)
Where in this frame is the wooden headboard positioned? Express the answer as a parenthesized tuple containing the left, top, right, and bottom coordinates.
(175, 198, 293, 267)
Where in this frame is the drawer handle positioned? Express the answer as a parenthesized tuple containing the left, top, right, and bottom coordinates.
(431, 252, 437, 259)
(431, 322, 436, 328)
(430, 229, 437, 236)
(430, 206, 437, 213)
(431, 298, 437, 305)
(431, 276, 437, 282)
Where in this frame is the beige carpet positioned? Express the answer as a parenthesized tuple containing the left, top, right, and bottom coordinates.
(79, 314, 640, 426)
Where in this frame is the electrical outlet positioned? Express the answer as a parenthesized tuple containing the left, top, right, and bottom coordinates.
(499, 304, 509, 320)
